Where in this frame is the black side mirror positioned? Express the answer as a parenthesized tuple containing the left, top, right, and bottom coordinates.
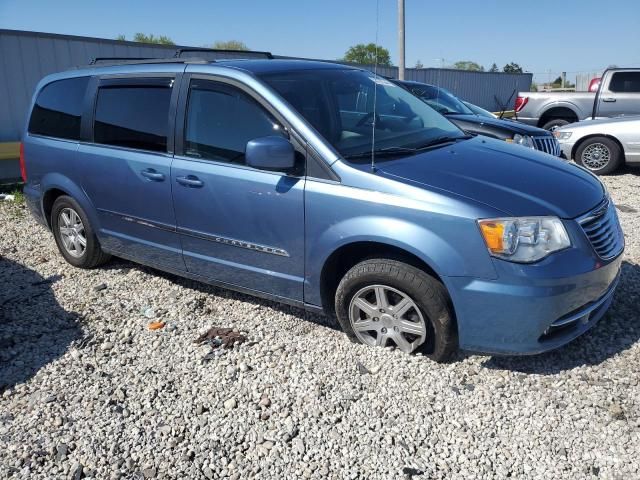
(245, 136, 295, 172)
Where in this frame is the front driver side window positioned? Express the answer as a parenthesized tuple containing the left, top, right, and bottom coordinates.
(184, 80, 285, 164)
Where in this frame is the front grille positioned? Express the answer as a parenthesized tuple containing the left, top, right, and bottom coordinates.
(533, 135, 561, 156)
(578, 199, 624, 260)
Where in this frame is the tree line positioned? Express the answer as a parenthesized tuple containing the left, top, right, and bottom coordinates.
(341, 44, 523, 73)
(115, 33, 250, 51)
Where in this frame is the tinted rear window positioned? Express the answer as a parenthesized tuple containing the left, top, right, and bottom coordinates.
(28, 77, 89, 140)
(609, 72, 640, 93)
(94, 85, 172, 152)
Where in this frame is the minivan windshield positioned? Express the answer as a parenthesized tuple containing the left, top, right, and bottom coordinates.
(259, 68, 466, 159)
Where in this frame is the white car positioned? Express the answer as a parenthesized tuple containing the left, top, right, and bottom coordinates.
(554, 116, 640, 175)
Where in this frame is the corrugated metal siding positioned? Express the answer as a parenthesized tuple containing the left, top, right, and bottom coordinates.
(337, 64, 532, 111)
(1, 29, 532, 144)
(0, 30, 180, 143)
(0, 29, 271, 144)
(576, 72, 601, 92)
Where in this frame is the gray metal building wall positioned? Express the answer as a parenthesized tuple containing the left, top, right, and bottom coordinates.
(0, 29, 532, 146)
(0, 29, 270, 145)
(346, 64, 532, 111)
(1, 30, 167, 143)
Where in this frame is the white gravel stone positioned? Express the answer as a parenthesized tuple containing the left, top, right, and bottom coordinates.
(0, 172, 639, 479)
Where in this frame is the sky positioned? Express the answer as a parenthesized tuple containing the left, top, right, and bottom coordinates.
(2, 0, 639, 82)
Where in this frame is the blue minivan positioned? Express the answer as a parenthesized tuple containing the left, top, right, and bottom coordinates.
(21, 57, 624, 361)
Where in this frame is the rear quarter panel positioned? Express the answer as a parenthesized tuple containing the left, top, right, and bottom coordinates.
(22, 135, 100, 229)
(518, 92, 595, 121)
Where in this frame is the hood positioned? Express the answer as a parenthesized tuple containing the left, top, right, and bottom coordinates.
(560, 115, 640, 129)
(449, 114, 550, 136)
(376, 137, 604, 218)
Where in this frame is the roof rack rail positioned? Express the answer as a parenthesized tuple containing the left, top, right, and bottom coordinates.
(89, 57, 153, 65)
(174, 47, 274, 59)
(87, 57, 209, 67)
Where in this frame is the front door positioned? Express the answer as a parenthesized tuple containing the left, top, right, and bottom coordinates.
(598, 71, 640, 117)
(171, 76, 305, 301)
(79, 75, 184, 270)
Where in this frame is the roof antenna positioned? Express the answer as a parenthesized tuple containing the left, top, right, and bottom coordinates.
(371, 0, 380, 172)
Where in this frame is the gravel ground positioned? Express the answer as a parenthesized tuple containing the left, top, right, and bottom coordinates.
(1, 172, 639, 480)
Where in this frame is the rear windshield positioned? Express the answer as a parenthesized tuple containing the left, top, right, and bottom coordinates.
(28, 77, 89, 140)
(407, 84, 474, 115)
(259, 69, 464, 158)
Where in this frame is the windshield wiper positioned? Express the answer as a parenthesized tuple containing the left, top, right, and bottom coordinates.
(414, 134, 472, 149)
(343, 136, 472, 160)
(343, 146, 418, 160)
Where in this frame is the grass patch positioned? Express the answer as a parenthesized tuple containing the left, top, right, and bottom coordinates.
(0, 182, 24, 204)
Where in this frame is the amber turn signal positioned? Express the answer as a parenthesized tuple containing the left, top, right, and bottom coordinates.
(478, 221, 505, 252)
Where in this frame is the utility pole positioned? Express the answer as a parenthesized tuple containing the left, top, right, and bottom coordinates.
(398, 0, 405, 80)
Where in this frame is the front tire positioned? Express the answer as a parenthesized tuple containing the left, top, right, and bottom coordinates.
(335, 259, 457, 362)
(541, 118, 571, 131)
(51, 195, 111, 268)
(575, 136, 623, 175)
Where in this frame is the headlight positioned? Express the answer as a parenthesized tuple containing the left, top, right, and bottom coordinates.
(511, 134, 535, 148)
(554, 131, 572, 140)
(478, 217, 571, 263)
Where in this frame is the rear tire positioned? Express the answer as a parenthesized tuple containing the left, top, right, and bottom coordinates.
(575, 136, 622, 175)
(51, 195, 111, 268)
(335, 259, 457, 362)
(541, 118, 572, 131)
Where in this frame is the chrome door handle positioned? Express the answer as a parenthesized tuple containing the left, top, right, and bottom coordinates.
(176, 175, 204, 188)
(141, 169, 165, 181)
(602, 97, 617, 102)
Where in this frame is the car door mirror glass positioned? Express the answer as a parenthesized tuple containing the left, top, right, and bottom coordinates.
(245, 136, 295, 171)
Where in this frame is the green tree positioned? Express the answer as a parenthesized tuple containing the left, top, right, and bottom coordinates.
(414, 59, 424, 69)
(122, 33, 175, 45)
(342, 43, 392, 66)
(530, 82, 538, 92)
(452, 60, 484, 71)
(489, 63, 499, 73)
(503, 62, 524, 74)
(212, 40, 249, 51)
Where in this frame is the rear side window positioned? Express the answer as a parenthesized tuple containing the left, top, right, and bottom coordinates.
(94, 83, 172, 152)
(28, 77, 89, 140)
(184, 80, 284, 164)
(609, 72, 640, 93)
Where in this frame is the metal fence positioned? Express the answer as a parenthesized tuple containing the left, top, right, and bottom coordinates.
(0, 28, 531, 175)
(576, 72, 602, 92)
(0, 29, 272, 146)
(339, 64, 531, 111)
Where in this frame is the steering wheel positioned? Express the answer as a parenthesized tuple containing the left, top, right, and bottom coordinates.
(356, 111, 382, 128)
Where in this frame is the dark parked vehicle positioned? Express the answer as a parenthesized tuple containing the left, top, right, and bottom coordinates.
(462, 101, 497, 118)
(395, 80, 562, 157)
(21, 57, 623, 361)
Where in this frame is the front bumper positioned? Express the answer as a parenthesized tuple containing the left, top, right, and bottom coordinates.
(446, 242, 623, 355)
(558, 141, 576, 161)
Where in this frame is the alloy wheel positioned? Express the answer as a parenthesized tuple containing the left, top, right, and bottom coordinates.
(582, 143, 611, 170)
(348, 284, 427, 353)
(58, 207, 87, 258)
